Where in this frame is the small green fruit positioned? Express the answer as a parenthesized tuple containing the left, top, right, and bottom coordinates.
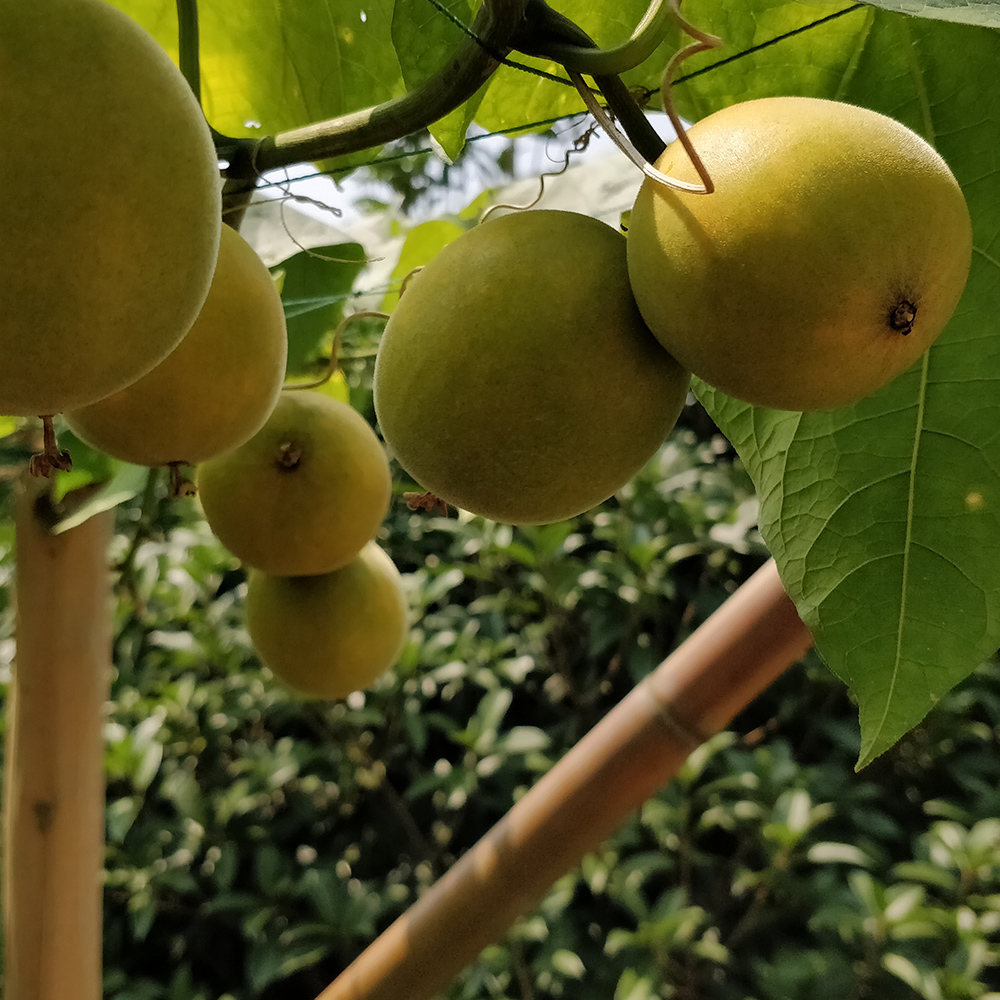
(627, 96, 973, 411)
(0, 0, 221, 416)
(195, 392, 391, 577)
(246, 543, 408, 700)
(66, 226, 287, 466)
(373, 210, 690, 525)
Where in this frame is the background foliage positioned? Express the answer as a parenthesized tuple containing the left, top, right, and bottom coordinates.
(7, 399, 1000, 999)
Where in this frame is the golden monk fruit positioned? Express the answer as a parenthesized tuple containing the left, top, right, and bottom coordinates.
(195, 392, 392, 576)
(0, 0, 221, 416)
(626, 96, 973, 411)
(66, 226, 287, 466)
(373, 209, 691, 525)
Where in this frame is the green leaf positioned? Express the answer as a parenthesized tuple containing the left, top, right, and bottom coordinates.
(315, 369, 353, 405)
(52, 462, 149, 535)
(275, 243, 368, 376)
(862, 1, 1000, 28)
(110, 1, 404, 146)
(550, 948, 586, 979)
(474, 0, 679, 135)
(807, 842, 875, 867)
(495, 726, 551, 755)
(107, 796, 143, 844)
(666, 4, 876, 122)
(695, 14, 1000, 766)
(391, 0, 485, 160)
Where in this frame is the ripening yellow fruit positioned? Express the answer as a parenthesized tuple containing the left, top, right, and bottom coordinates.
(373, 210, 690, 525)
(246, 543, 409, 700)
(627, 97, 973, 411)
(0, 0, 221, 416)
(66, 226, 287, 466)
(195, 392, 392, 577)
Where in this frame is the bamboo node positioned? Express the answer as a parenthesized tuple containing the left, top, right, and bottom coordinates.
(639, 679, 712, 750)
(33, 800, 55, 833)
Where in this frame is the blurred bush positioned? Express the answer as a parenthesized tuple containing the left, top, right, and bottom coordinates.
(1, 402, 999, 1000)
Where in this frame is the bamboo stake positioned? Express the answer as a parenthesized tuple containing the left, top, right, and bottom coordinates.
(2, 480, 113, 1000)
(317, 558, 813, 1000)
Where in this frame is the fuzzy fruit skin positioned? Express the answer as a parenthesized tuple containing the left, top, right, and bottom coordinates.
(195, 392, 391, 577)
(626, 97, 973, 412)
(373, 210, 690, 525)
(245, 543, 408, 700)
(66, 227, 287, 466)
(0, 0, 221, 416)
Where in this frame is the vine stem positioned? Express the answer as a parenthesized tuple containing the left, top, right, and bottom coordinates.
(517, 0, 672, 77)
(231, 0, 531, 176)
(313, 560, 812, 1000)
(3, 478, 113, 1000)
(175, 0, 201, 104)
(567, 0, 720, 194)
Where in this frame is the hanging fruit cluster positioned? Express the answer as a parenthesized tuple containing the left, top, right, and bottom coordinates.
(0, 0, 407, 703)
(0, 0, 973, 705)
(374, 96, 972, 524)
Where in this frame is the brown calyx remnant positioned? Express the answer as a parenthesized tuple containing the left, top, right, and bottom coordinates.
(889, 299, 917, 337)
(404, 491, 449, 517)
(275, 441, 302, 470)
(168, 461, 197, 498)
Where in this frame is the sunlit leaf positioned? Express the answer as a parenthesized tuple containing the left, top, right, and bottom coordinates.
(697, 13, 1000, 765)
(391, 0, 485, 159)
(110, 0, 405, 144)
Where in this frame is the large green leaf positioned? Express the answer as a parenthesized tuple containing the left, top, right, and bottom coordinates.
(472, 2, 871, 135)
(667, 2, 874, 121)
(863, 0, 1000, 27)
(390, 0, 486, 160)
(110, 0, 404, 137)
(696, 13, 1000, 765)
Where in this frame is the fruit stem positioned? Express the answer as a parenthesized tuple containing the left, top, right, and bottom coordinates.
(26, 416, 72, 479)
(567, 0, 720, 195)
(311, 559, 812, 1000)
(513, 1, 667, 162)
(167, 461, 197, 498)
(403, 491, 450, 517)
(657, 0, 722, 193)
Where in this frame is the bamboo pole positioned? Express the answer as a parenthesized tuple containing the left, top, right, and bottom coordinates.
(318, 558, 813, 1000)
(2, 480, 114, 1000)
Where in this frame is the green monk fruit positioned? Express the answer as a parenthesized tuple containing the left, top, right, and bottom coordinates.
(0, 0, 221, 416)
(67, 226, 287, 466)
(373, 209, 690, 525)
(246, 543, 408, 700)
(196, 392, 391, 576)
